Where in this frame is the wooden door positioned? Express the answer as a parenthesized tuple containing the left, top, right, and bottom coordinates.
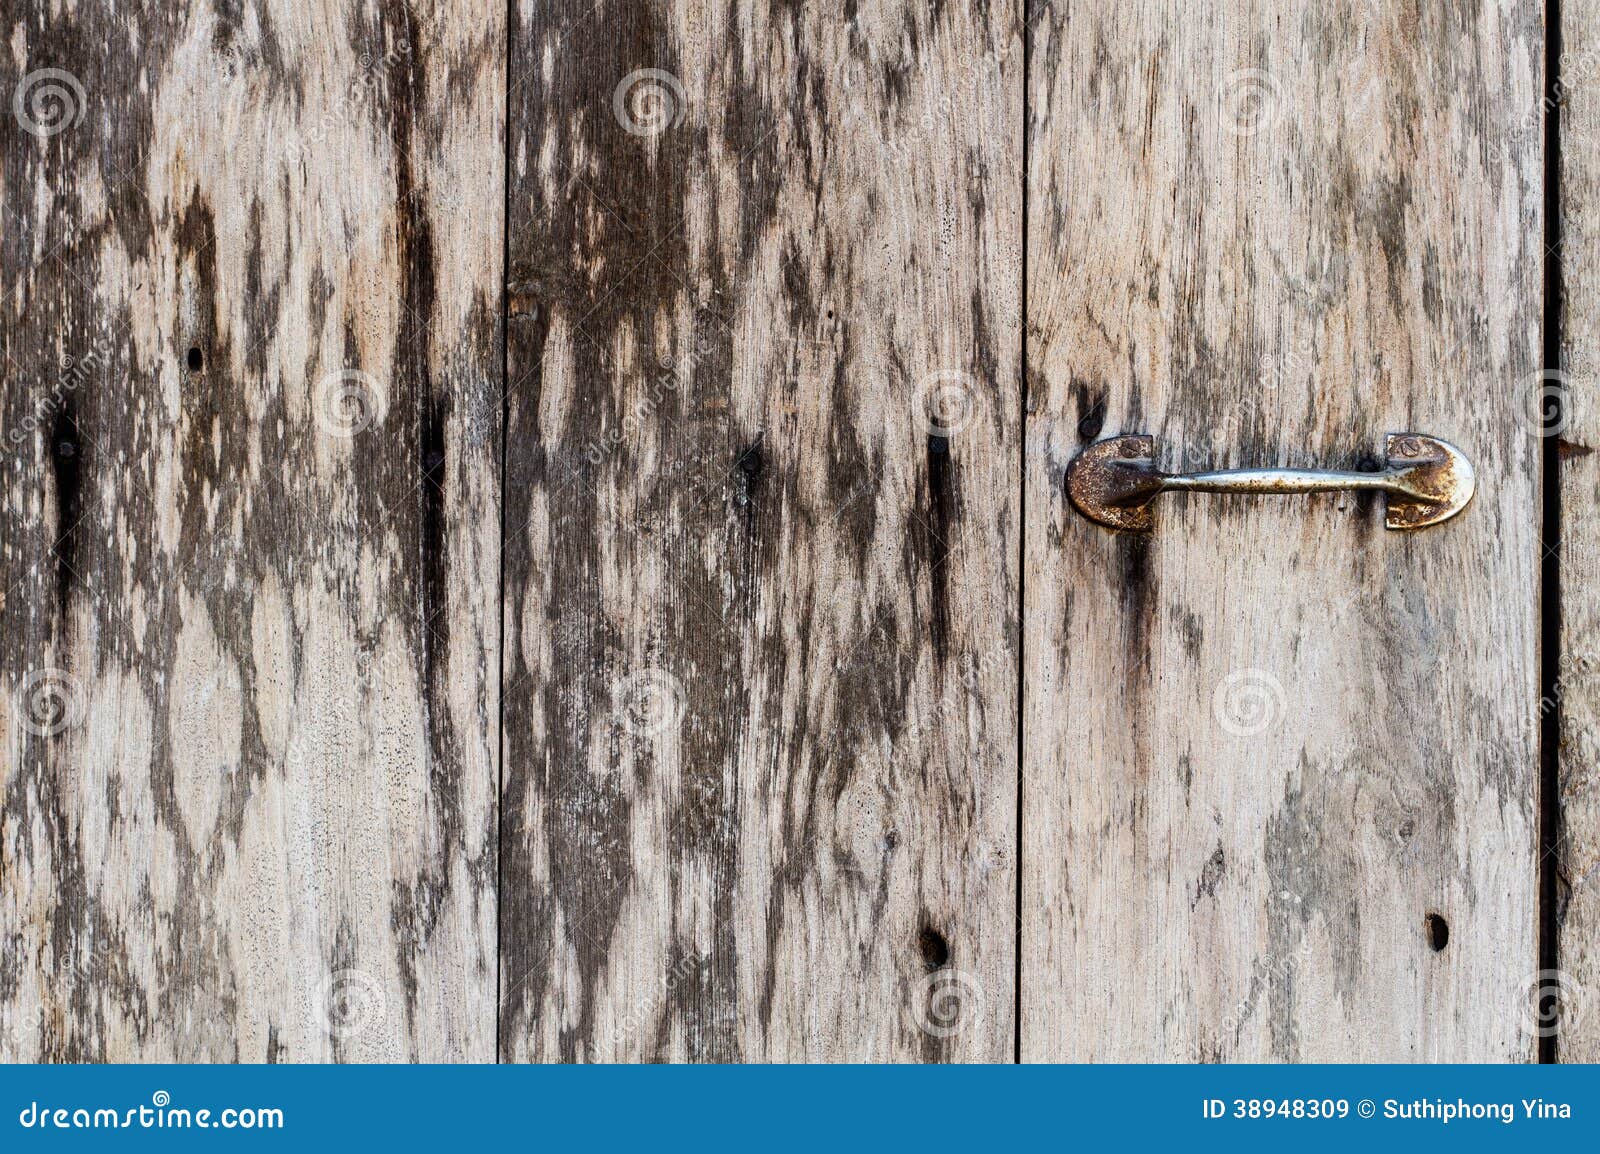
(497, 0, 1021, 1062)
(1024, 0, 1544, 1060)
(0, 0, 1586, 1063)
(1, 3, 505, 1061)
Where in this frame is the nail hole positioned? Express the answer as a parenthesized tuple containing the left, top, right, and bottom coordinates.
(187, 346, 204, 372)
(737, 437, 763, 478)
(917, 926, 950, 971)
(1076, 397, 1108, 441)
(1425, 912, 1449, 951)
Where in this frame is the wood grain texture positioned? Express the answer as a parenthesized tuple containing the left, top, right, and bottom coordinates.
(0, 0, 1561, 1067)
(0, 2, 503, 1060)
(1023, 0, 1543, 1059)
(1559, 0, 1600, 1063)
(499, 1, 1021, 1060)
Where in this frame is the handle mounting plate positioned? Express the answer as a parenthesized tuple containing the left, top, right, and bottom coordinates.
(1377, 434, 1476, 530)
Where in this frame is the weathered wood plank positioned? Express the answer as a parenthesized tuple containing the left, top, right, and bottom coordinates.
(1023, 0, 1542, 1059)
(500, 1, 1021, 1060)
(1559, 0, 1600, 1063)
(0, 2, 503, 1060)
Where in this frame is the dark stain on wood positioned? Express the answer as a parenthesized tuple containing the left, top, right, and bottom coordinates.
(917, 923, 952, 971)
(1073, 378, 1107, 441)
(1192, 843, 1226, 909)
(1170, 605, 1203, 659)
(925, 432, 956, 665)
(1118, 534, 1155, 659)
(736, 433, 765, 527)
(48, 399, 81, 613)
(1351, 447, 1384, 519)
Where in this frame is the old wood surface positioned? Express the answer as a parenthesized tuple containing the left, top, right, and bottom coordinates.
(498, 0, 1021, 1061)
(0, 1, 1575, 1064)
(1023, 0, 1543, 1059)
(1560, 0, 1600, 1064)
(1, 4, 504, 1060)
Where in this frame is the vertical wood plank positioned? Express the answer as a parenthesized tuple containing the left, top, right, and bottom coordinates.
(0, 2, 503, 1060)
(1560, 0, 1600, 1062)
(500, 2, 1021, 1060)
(1024, 0, 1542, 1059)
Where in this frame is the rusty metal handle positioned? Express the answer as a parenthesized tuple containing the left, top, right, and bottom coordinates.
(1066, 433, 1475, 532)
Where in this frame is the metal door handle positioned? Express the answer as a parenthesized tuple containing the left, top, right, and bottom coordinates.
(1066, 433, 1475, 532)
